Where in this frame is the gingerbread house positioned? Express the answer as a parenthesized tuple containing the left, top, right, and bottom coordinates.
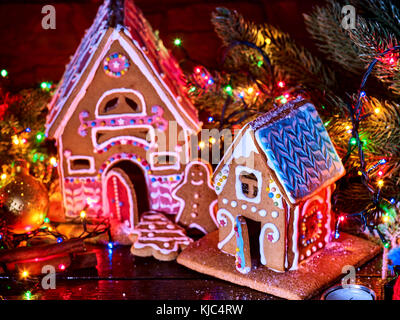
(213, 97, 345, 273)
(45, 0, 201, 234)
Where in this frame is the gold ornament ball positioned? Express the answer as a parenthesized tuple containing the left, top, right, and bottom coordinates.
(0, 160, 49, 234)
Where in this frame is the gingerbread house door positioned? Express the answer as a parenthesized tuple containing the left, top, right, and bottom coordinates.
(105, 168, 138, 230)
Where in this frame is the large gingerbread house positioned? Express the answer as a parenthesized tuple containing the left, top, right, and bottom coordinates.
(213, 97, 345, 273)
(45, 0, 201, 233)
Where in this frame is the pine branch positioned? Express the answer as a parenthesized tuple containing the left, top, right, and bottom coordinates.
(304, 0, 364, 75)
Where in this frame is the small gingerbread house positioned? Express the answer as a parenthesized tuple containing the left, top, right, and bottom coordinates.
(213, 97, 345, 273)
(45, 0, 201, 233)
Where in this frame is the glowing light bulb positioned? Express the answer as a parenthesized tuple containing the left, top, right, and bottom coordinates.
(374, 108, 381, 114)
(0, 69, 8, 78)
(173, 38, 182, 46)
(24, 291, 32, 300)
(390, 198, 396, 204)
(198, 141, 206, 149)
(50, 157, 57, 167)
(1, 173, 6, 180)
(21, 270, 29, 279)
(224, 85, 233, 94)
(108, 242, 114, 249)
(80, 210, 86, 219)
(209, 137, 216, 144)
(247, 87, 254, 94)
(382, 215, 390, 223)
(280, 97, 287, 104)
(339, 216, 345, 222)
(266, 38, 271, 45)
(350, 138, 357, 145)
(377, 180, 384, 187)
(378, 171, 383, 176)
(207, 116, 214, 123)
(36, 132, 45, 143)
(277, 81, 285, 88)
(59, 264, 66, 271)
(360, 91, 366, 97)
(12, 135, 20, 145)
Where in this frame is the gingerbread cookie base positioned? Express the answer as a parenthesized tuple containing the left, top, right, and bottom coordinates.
(177, 231, 381, 300)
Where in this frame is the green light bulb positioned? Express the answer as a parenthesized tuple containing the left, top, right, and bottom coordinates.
(173, 38, 182, 46)
(0, 69, 8, 78)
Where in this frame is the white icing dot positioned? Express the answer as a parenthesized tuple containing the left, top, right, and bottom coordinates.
(241, 204, 247, 210)
(251, 206, 257, 213)
(148, 232, 154, 237)
(222, 198, 228, 204)
(318, 242, 323, 248)
(300, 255, 304, 261)
(306, 250, 311, 256)
(312, 246, 317, 252)
(231, 201, 237, 208)
(149, 224, 155, 230)
(194, 193, 199, 199)
(163, 243, 170, 248)
(191, 212, 198, 218)
(166, 224, 174, 230)
(258, 209, 267, 217)
(271, 211, 278, 218)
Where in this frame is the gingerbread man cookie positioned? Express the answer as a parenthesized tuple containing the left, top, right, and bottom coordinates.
(129, 211, 192, 261)
(172, 160, 218, 234)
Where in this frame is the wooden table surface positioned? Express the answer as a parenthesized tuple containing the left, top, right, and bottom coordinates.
(0, 244, 387, 300)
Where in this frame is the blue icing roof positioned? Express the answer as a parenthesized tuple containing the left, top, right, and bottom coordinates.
(254, 101, 344, 203)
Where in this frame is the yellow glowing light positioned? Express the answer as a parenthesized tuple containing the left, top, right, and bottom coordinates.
(12, 136, 20, 145)
(345, 126, 351, 130)
(382, 215, 390, 223)
(374, 108, 381, 114)
(357, 171, 363, 176)
(377, 180, 384, 187)
(80, 210, 86, 219)
(198, 141, 206, 149)
(21, 270, 29, 279)
(209, 137, 216, 144)
(49, 157, 57, 166)
(1, 173, 6, 180)
(247, 87, 254, 94)
(266, 38, 271, 45)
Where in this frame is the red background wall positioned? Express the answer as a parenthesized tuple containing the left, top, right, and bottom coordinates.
(0, 0, 321, 90)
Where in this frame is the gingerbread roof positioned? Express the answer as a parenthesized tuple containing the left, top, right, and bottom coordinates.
(45, 0, 200, 137)
(214, 97, 345, 205)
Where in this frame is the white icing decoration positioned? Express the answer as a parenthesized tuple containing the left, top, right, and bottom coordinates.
(232, 127, 259, 160)
(149, 151, 181, 172)
(231, 201, 237, 208)
(271, 211, 278, 218)
(306, 250, 311, 256)
(67, 155, 96, 174)
(235, 165, 262, 204)
(289, 206, 300, 271)
(258, 209, 266, 217)
(259, 223, 280, 266)
(324, 185, 333, 244)
(216, 209, 235, 250)
(241, 204, 247, 210)
(251, 206, 257, 213)
(222, 198, 228, 204)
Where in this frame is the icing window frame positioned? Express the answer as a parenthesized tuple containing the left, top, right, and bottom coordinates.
(67, 155, 96, 174)
(235, 166, 262, 204)
(95, 88, 147, 118)
(149, 152, 180, 171)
